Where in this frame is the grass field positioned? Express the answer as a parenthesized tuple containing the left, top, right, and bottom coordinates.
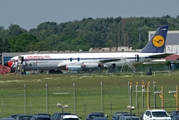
(0, 71, 178, 119)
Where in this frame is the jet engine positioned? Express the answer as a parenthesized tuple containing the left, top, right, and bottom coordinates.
(81, 62, 103, 69)
(65, 62, 104, 71)
(65, 65, 82, 71)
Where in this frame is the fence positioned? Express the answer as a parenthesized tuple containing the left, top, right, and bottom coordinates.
(0, 79, 178, 119)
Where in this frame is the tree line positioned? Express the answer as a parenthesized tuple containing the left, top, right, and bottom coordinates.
(0, 15, 179, 53)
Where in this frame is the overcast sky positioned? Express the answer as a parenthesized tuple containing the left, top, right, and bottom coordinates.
(0, 0, 179, 30)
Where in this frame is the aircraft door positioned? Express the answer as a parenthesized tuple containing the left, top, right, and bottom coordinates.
(18, 56, 24, 64)
(21, 57, 24, 64)
(135, 54, 139, 62)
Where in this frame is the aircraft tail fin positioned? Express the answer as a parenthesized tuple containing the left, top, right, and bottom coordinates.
(140, 25, 168, 53)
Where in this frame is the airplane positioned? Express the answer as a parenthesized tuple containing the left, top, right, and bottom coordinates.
(4, 25, 170, 73)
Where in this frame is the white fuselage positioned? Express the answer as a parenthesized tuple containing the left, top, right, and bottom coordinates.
(9, 52, 162, 70)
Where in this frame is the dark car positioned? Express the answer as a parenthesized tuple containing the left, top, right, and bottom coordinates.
(112, 112, 128, 120)
(30, 115, 50, 120)
(0, 118, 15, 120)
(85, 112, 106, 120)
(119, 116, 139, 120)
(9, 115, 22, 119)
(120, 113, 136, 116)
(171, 110, 179, 118)
(93, 117, 108, 120)
(16, 115, 32, 120)
(51, 112, 71, 120)
(172, 115, 179, 120)
(33, 114, 51, 119)
(118, 113, 136, 120)
(60, 115, 79, 120)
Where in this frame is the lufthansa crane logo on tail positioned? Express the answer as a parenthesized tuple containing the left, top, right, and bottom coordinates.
(152, 35, 165, 47)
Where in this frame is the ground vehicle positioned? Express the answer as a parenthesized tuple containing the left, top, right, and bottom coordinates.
(52, 112, 71, 120)
(112, 112, 128, 120)
(170, 110, 179, 118)
(9, 114, 22, 119)
(30, 115, 51, 120)
(118, 113, 136, 120)
(143, 109, 171, 120)
(32, 113, 51, 119)
(16, 115, 32, 120)
(0, 118, 15, 120)
(93, 117, 108, 120)
(60, 115, 79, 120)
(119, 116, 139, 120)
(171, 115, 179, 120)
(85, 112, 106, 120)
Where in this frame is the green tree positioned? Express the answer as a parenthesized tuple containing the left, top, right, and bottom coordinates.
(33, 41, 49, 51)
(0, 37, 3, 53)
(3, 16, 178, 52)
(45, 34, 61, 50)
(8, 24, 27, 37)
(8, 33, 39, 52)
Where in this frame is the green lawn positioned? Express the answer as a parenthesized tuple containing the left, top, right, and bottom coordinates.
(0, 71, 178, 119)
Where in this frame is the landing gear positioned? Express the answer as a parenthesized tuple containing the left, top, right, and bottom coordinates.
(107, 64, 118, 74)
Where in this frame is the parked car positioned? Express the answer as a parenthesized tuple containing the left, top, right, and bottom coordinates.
(60, 115, 79, 120)
(93, 117, 108, 120)
(170, 110, 179, 118)
(51, 112, 71, 120)
(0, 118, 15, 120)
(118, 113, 136, 120)
(119, 116, 139, 120)
(9, 115, 22, 119)
(32, 114, 51, 119)
(30, 115, 50, 120)
(112, 112, 128, 120)
(85, 112, 106, 120)
(171, 115, 179, 120)
(16, 115, 32, 120)
(143, 109, 171, 120)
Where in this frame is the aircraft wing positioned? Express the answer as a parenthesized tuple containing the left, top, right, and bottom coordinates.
(99, 58, 121, 63)
(57, 58, 121, 68)
(148, 53, 173, 59)
(57, 62, 82, 67)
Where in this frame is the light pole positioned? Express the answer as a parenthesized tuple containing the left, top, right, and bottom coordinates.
(127, 106, 135, 120)
(169, 86, 178, 110)
(57, 103, 68, 115)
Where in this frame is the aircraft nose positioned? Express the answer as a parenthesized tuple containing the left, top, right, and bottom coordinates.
(4, 61, 13, 67)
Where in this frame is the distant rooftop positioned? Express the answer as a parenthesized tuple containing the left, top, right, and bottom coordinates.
(89, 47, 140, 52)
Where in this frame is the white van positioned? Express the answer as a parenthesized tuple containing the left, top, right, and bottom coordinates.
(143, 109, 171, 120)
(61, 115, 79, 120)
